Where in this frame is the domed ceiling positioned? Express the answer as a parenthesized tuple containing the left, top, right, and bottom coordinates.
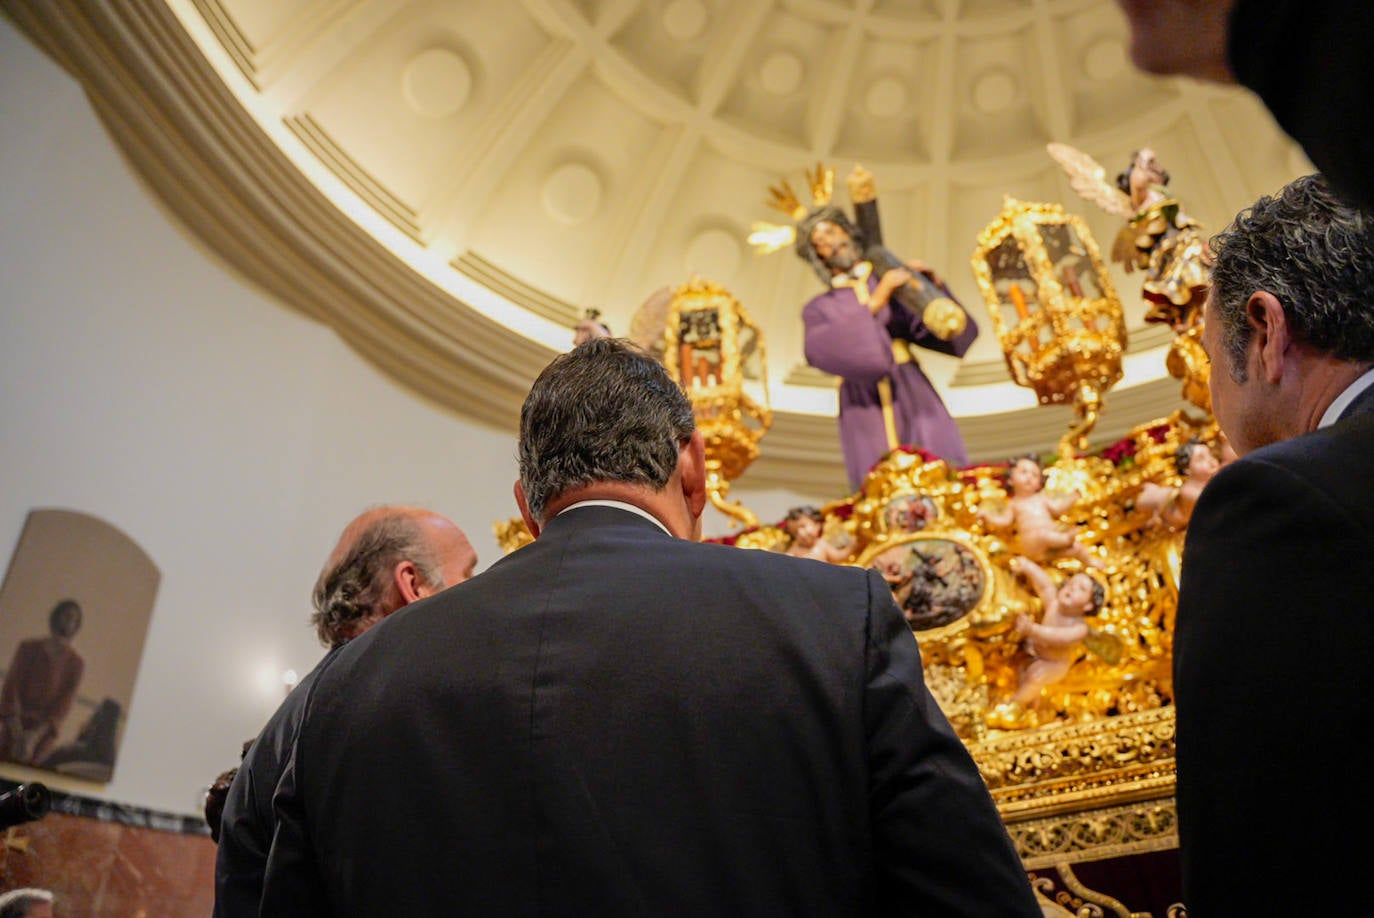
(4, 0, 1311, 492)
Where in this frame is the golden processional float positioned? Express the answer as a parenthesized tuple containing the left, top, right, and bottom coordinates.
(724, 200, 1216, 881)
(497, 185, 1219, 897)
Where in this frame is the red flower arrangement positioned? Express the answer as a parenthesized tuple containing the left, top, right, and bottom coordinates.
(1100, 437, 1137, 467)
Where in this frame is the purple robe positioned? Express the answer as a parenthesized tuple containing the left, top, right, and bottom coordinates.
(803, 279, 978, 489)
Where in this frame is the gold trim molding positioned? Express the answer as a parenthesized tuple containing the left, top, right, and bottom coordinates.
(1011, 796, 1178, 869)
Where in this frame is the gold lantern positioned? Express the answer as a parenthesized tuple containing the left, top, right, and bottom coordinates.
(661, 277, 772, 528)
(972, 198, 1128, 457)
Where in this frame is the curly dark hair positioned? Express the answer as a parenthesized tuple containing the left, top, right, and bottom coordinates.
(518, 338, 695, 522)
(1209, 173, 1374, 382)
(309, 513, 442, 646)
(203, 737, 252, 843)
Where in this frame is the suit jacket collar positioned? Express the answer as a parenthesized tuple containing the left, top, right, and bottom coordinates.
(1338, 369, 1374, 421)
(556, 499, 671, 534)
(541, 503, 676, 540)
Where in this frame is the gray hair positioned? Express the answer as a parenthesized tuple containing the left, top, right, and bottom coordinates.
(310, 512, 443, 646)
(1210, 173, 1374, 381)
(518, 337, 696, 521)
(0, 889, 54, 918)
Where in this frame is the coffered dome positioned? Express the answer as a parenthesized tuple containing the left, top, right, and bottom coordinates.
(5, 0, 1310, 490)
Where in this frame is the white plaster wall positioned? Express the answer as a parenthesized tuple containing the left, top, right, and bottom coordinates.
(0, 18, 814, 816)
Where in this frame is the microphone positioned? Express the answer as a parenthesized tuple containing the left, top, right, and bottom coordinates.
(0, 782, 52, 831)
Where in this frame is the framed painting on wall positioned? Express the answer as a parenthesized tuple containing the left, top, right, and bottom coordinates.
(0, 509, 159, 783)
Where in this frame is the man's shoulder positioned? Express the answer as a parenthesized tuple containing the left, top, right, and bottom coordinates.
(1192, 421, 1374, 539)
(1245, 413, 1374, 478)
(516, 518, 873, 587)
(241, 652, 333, 764)
(680, 537, 874, 586)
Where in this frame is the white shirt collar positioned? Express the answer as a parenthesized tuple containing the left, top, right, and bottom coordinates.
(1319, 367, 1374, 428)
(555, 500, 672, 535)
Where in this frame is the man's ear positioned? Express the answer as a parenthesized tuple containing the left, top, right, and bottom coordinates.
(514, 480, 542, 539)
(680, 430, 708, 519)
(1247, 290, 1291, 384)
(394, 559, 427, 605)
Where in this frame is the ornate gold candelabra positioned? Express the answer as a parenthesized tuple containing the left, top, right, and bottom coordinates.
(972, 198, 1128, 457)
(493, 277, 772, 551)
(661, 277, 772, 528)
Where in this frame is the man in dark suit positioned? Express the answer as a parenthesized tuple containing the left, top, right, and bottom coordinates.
(257, 338, 1039, 916)
(1174, 173, 1374, 914)
(213, 505, 477, 915)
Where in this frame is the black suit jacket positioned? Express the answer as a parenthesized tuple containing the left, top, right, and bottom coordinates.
(1174, 388, 1374, 915)
(257, 506, 1038, 916)
(214, 647, 339, 915)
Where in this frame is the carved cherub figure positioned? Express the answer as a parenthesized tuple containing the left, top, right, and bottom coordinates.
(1138, 437, 1222, 531)
(871, 548, 916, 608)
(978, 455, 1102, 568)
(782, 505, 849, 564)
(1005, 556, 1105, 707)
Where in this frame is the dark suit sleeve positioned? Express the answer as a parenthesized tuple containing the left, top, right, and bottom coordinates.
(258, 676, 335, 916)
(862, 570, 1039, 915)
(213, 747, 268, 916)
(1173, 455, 1374, 913)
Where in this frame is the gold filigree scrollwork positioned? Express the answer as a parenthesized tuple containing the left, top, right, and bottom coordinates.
(1010, 796, 1179, 869)
(1031, 861, 1190, 918)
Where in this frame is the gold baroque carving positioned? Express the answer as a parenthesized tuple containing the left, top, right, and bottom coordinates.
(1012, 797, 1178, 869)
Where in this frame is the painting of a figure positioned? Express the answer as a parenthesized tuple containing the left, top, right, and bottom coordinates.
(0, 599, 86, 766)
(870, 537, 987, 631)
(0, 509, 159, 782)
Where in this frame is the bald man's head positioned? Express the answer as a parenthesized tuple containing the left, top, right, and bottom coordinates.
(309, 506, 476, 646)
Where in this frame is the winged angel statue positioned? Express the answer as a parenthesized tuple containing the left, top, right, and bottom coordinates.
(627, 285, 676, 360)
(1048, 143, 1214, 412)
(1047, 143, 1211, 329)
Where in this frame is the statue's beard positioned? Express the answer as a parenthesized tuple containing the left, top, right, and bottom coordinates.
(822, 240, 859, 273)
